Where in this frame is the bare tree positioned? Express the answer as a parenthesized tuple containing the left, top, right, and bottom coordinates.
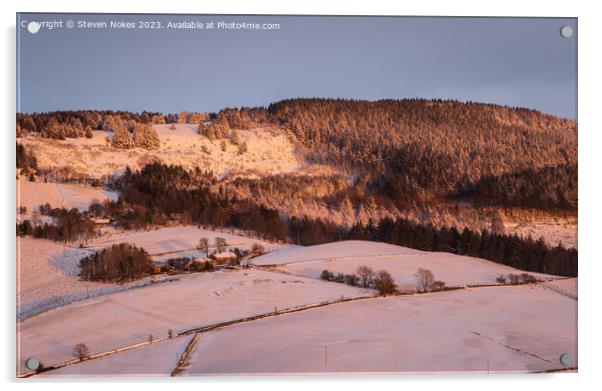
(197, 238, 209, 254)
(215, 237, 227, 253)
(72, 343, 89, 361)
(414, 268, 435, 292)
(373, 270, 396, 295)
(356, 265, 374, 288)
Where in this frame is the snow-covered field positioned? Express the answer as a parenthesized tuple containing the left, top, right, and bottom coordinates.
(18, 237, 577, 376)
(40, 334, 195, 377)
(17, 237, 116, 320)
(17, 269, 372, 375)
(251, 241, 555, 291)
(17, 226, 283, 320)
(541, 278, 578, 300)
(88, 225, 284, 257)
(16, 176, 117, 219)
(249, 240, 423, 266)
(182, 285, 577, 374)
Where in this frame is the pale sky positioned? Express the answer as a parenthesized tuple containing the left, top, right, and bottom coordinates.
(17, 14, 577, 119)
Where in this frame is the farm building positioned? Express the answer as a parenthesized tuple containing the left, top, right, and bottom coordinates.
(90, 218, 111, 225)
(212, 251, 239, 265)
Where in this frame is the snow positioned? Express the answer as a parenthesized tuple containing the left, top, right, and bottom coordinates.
(17, 269, 372, 376)
(87, 225, 283, 257)
(505, 220, 577, 249)
(540, 278, 578, 299)
(40, 334, 194, 377)
(213, 251, 237, 259)
(17, 237, 117, 320)
(16, 176, 117, 219)
(251, 240, 555, 290)
(182, 285, 577, 374)
(249, 240, 424, 266)
(20, 125, 305, 180)
(17, 226, 283, 320)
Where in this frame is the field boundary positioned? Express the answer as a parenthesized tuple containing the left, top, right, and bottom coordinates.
(19, 293, 377, 378)
(18, 277, 571, 377)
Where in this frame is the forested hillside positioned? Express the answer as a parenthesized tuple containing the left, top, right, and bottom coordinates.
(17, 98, 578, 251)
(264, 99, 577, 210)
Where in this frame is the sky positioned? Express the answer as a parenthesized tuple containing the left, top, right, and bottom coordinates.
(17, 14, 577, 119)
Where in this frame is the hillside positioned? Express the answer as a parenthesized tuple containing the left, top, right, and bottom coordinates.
(17, 176, 117, 221)
(18, 125, 315, 180)
(15, 55, 579, 376)
(16, 99, 578, 251)
(250, 240, 556, 290)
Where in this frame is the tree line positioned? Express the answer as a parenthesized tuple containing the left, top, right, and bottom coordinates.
(116, 163, 576, 277)
(79, 243, 153, 282)
(454, 163, 578, 211)
(17, 98, 577, 213)
(17, 205, 98, 244)
(18, 161, 577, 277)
(348, 217, 577, 277)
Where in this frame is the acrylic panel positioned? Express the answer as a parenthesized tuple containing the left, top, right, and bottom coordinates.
(16, 13, 577, 377)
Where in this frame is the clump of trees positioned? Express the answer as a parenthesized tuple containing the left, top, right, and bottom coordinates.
(498, 273, 538, 285)
(459, 164, 578, 211)
(214, 237, 228, 253)
(17, 110, 165, 140)
(414, 268, 446, 292)
(17, 206, 98, 244)
(111, 127, 135, 149)
(320, 265, 397, 295)
(107, 163, 291, 241)
(251, 242, 265, 255)
(197, 238, 209, 254)
(373, 270, 397, 295)
(79, 243, 153, 282)
(16, 220, 33, 236)
(132, 123, 160, 150)
(16, 143, 38, 174)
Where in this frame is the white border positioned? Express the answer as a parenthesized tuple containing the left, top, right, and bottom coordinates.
(2, 1, 601, 390)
